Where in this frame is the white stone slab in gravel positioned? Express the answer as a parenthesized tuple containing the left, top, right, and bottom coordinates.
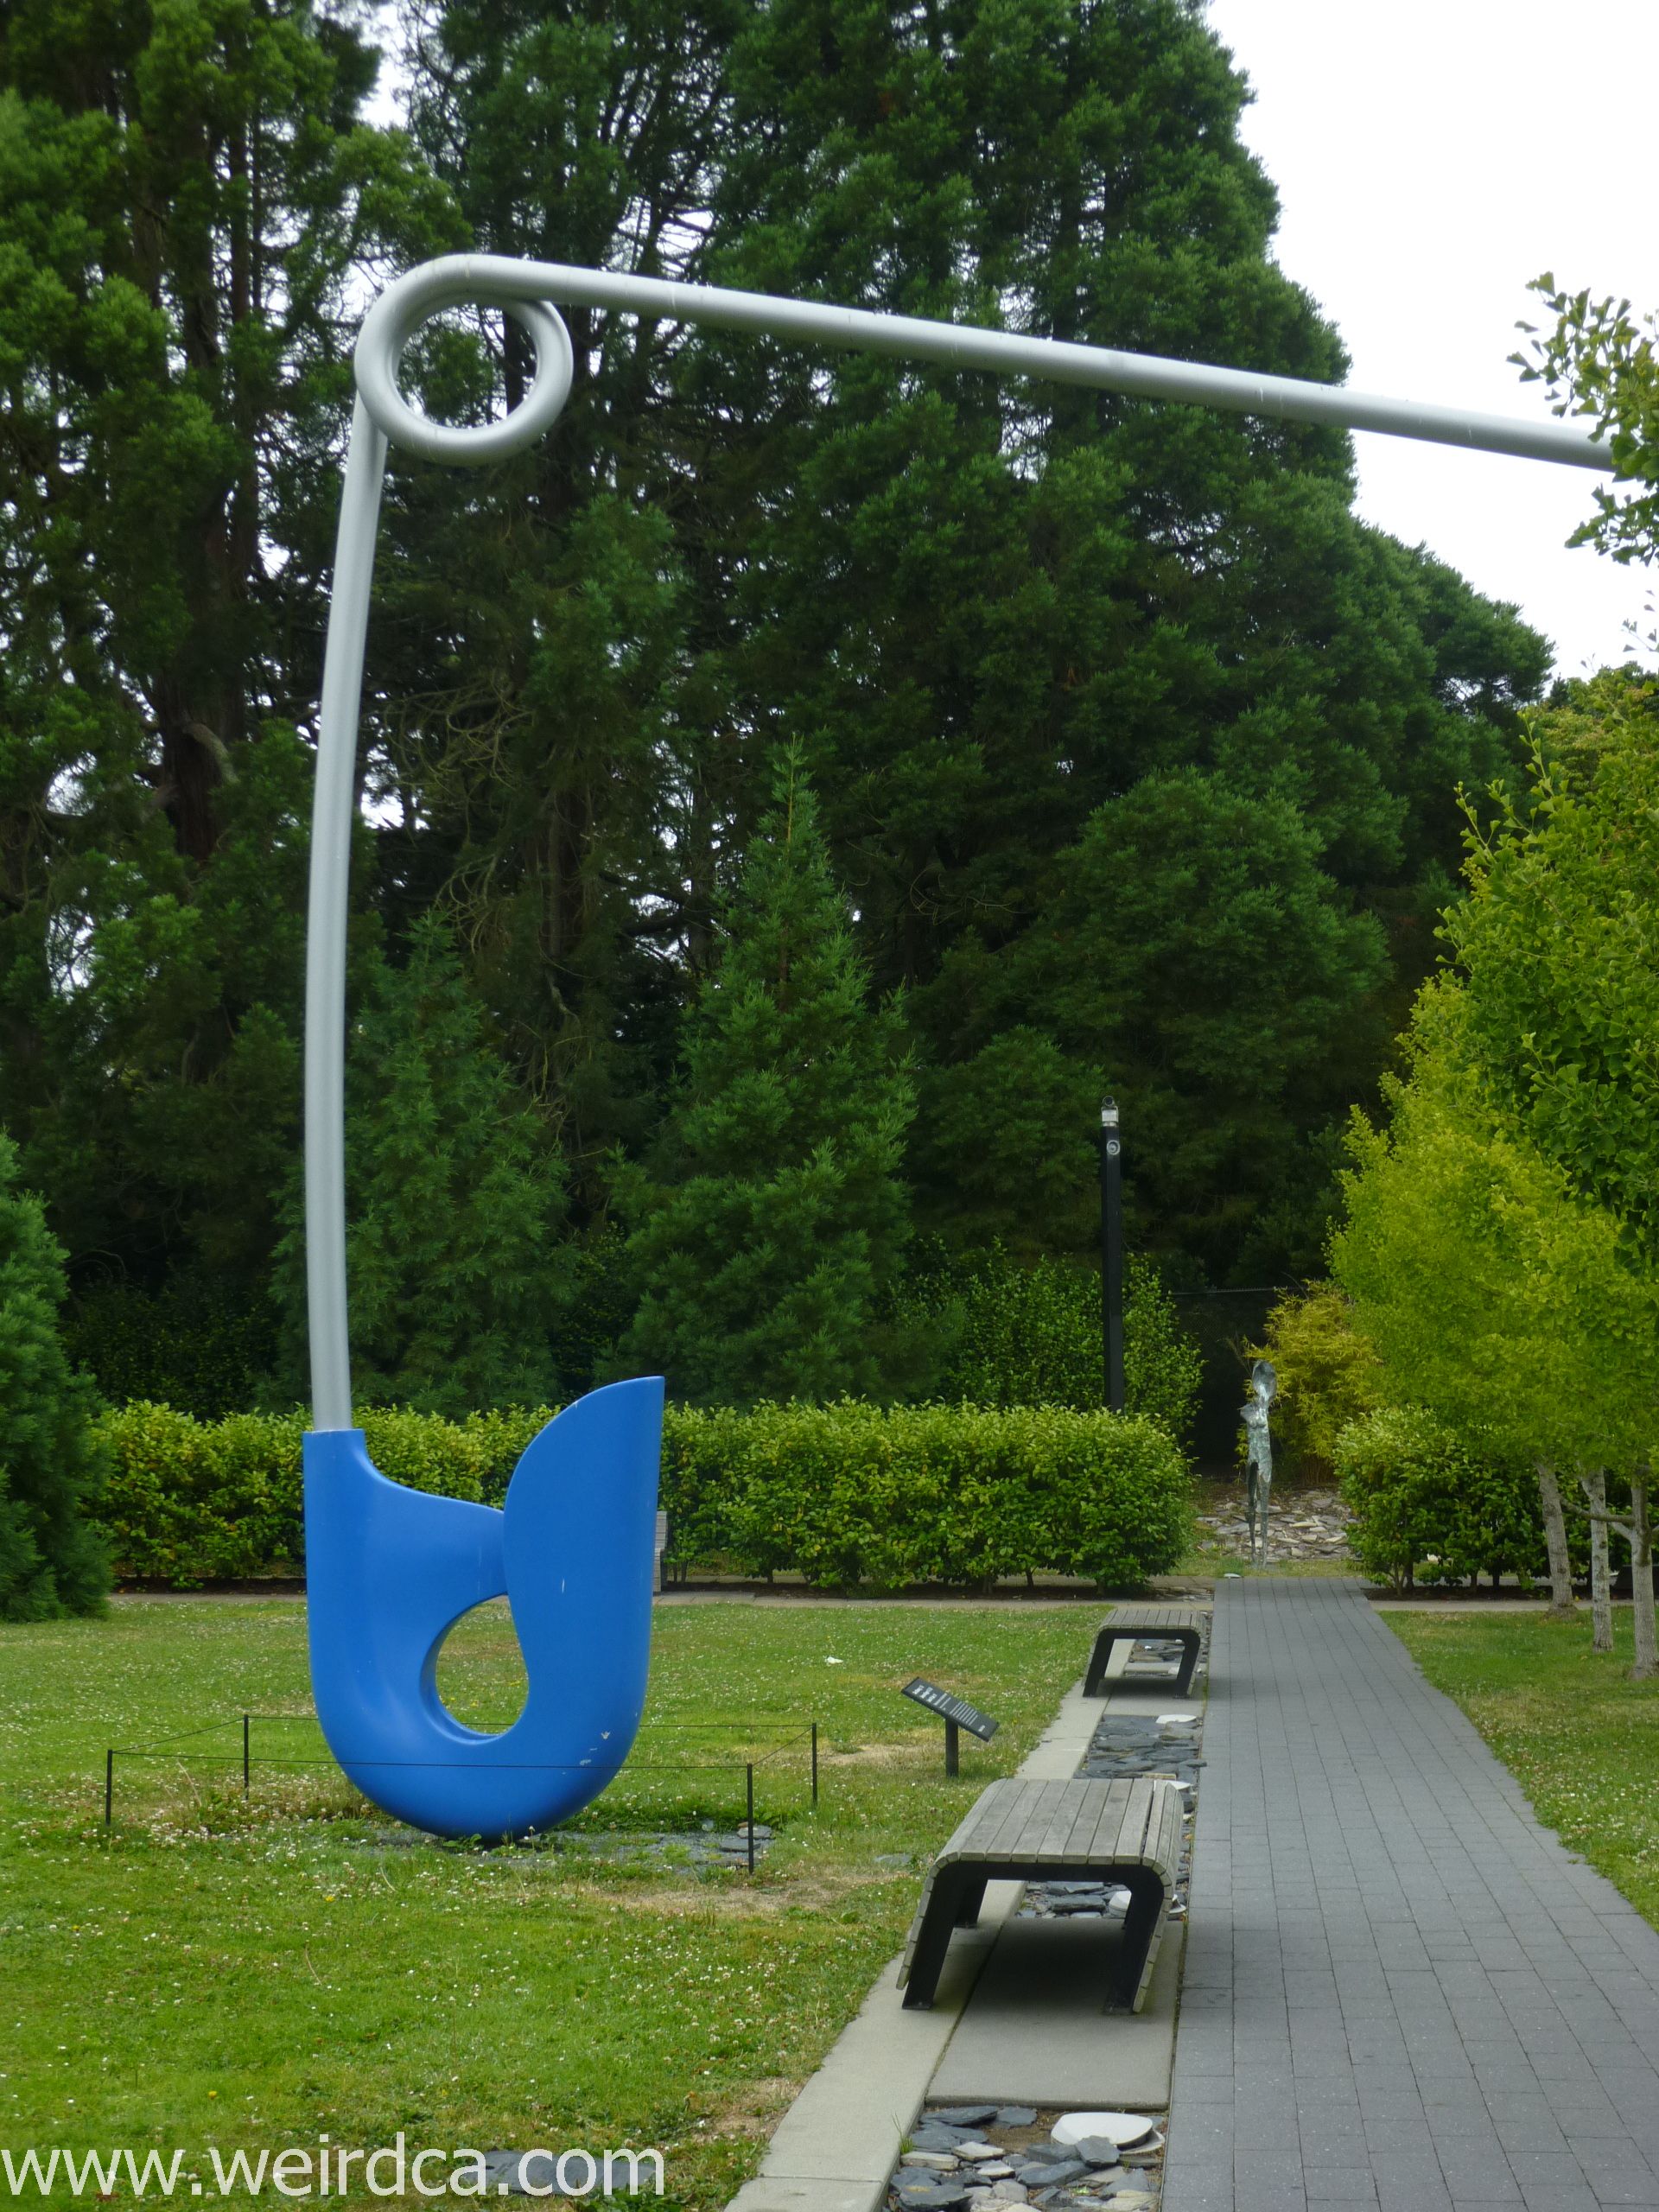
(1052, 2113, 1157, 2150)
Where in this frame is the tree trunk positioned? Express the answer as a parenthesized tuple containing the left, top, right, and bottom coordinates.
(1630, 1477, 1656, 1682)
(1580, 1470, 1613, 1653)
(1535, 1463, 1576, 1619)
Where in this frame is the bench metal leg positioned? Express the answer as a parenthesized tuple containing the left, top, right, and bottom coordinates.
(1090, 1627, 1202, 1696)
(1111, 1868, 1168, 2012)
(1084, 1630, 1119, 1697)
(901, 1866, 981, 2010)
(953, 1877, 988, 1929)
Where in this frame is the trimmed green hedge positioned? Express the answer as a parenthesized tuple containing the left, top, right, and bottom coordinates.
(664, 1401, 1191, 1590)
(1334, 1404, 1587, 1592)
(93, 1404, 493, 1584)
(93, 1399, 1192, 1592)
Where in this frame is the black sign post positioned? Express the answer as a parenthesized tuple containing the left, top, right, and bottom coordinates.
(1100, 1094, 1124, 1413)
(902, 1679, 999, 1776)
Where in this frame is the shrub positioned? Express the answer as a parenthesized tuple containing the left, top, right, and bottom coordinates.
(357, 1408, 486, 1503)
(91, 1396, 1192, 1592)
(1253, 1283, 1384, 1479)
(903, 1243, 1203, 1444)
(463, 1406, 556, 1505)
(1122, 1264, 1205, 1447)
(662, 1399, 1192, 1591)
(1334, 1404, 1571, 1591)
(657, 1403, 752, 1566)
(0, 1136, 110, 1618)
(64, 1277, 279, 1422)
(94, 1403, 223, 1585)
(98, 1402, 487, 1586)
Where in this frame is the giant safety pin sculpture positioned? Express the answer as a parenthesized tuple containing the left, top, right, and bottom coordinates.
(306, 256, 1617, 1840)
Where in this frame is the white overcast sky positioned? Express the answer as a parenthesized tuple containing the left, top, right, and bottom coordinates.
(1201, 0, 1656, 680)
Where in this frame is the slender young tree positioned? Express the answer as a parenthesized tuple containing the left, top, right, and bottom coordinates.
(1333, 984, 1656, 1657)
(1444, 674, 1659, 1673)
(1581, 1470, 1616, 1654)
(610, 750, 917, 1403)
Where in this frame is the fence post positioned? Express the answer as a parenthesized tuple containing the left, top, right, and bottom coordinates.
(746, 1764, 755, 1873)
(810, 1720, 818, 1808)
(243, 1713, 251, 1794)
(105, 1749, 114, 1829)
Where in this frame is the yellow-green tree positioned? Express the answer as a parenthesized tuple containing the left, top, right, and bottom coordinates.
(1253, 1284, 1384, 1481)
(1334, 983, 1657, 1670)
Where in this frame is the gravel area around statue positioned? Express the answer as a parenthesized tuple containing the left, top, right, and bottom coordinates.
(1194, 1484, 1351, 1562)
(346, 1820, 774, 1869)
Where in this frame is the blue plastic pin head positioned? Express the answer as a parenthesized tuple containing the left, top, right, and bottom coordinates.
(303, 1378, 663, 1840)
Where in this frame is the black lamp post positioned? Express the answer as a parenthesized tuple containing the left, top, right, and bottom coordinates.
(1100, 1095, 1124, 1413)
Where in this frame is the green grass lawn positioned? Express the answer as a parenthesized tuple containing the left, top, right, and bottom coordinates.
(0, 1598, 1090, 2204)
(1389, 1610, 1659, 1929)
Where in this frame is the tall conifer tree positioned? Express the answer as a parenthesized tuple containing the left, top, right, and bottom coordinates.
(0, 0, 454, 1312)
(610, 751, 916, 1403)
(396, 0, 1548, 1280)
(0, 1138, 109, 1619)
(278, 919, 571, 1417)
(388, 0, 739, 1184)
(703, 0, 1548, 1268)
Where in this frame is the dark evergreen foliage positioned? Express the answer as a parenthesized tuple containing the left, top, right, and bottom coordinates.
(275, 918, 573, 1417)
(64, 1278, 280, 1423)
(0, 0, 455, 1322)
(609, 753, 919, 1403)
(0, 0, 1554, 1411)
(0, 1138, 110, 1618)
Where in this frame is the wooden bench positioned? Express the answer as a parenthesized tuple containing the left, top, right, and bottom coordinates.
(1084, 1604, 1206, 1697)
(898, 1776, 1183, 2013)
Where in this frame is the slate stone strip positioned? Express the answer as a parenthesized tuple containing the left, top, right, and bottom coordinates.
(1161, 1578, 1659, 2212)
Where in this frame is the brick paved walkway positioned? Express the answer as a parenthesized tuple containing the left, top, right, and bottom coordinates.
(1163, 1578, 1659, 2212)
